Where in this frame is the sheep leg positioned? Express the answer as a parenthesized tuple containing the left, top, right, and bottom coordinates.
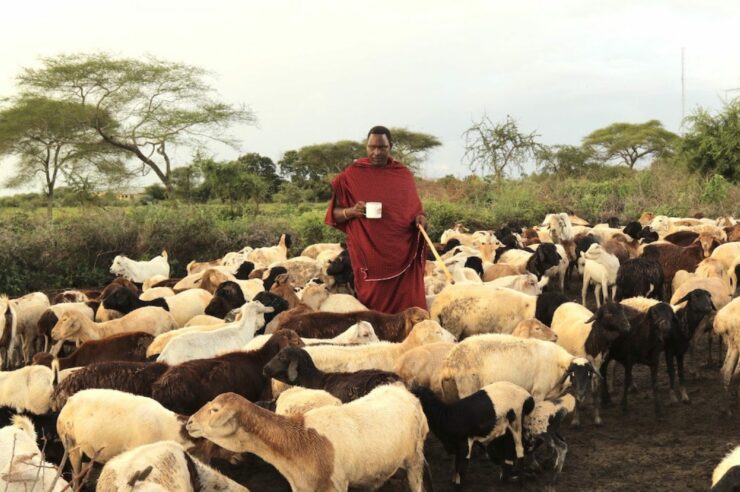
(594, 284, 602, 309)
(592, 375, 603, 426)
(600, 358, 613, 405)
(581, 273, 589, 306)
(405, 454, 425, 492)
(650, 358, 664, 417)
(621, 361, 632, 413)
(665, 350, 679, 404)
(570, 402, 581, 427)
(676, 352, 690, 403)
(452, 443, 470, 488)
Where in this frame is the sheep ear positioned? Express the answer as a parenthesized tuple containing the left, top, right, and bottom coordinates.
(675, 294, 691, 305)
(710, 300, 717, 311)
(585, 314, 597, 324)
(287, 359, 299, 383)
(589, 361, 603, 378)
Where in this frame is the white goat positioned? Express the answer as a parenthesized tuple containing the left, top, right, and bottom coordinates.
(110, 250, 170, 283)
(579, 244, 619, 308)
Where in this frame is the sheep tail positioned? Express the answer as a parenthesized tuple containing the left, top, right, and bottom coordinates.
(439, 368, 459, 403)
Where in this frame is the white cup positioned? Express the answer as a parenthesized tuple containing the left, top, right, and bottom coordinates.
(365, 202, 382, 219)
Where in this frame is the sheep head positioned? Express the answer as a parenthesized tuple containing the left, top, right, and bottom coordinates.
(403, 307, 431, 337)
(405, 320, 456, 347)
(512, 319, 557, 342)
(109, 255, 128, 276)
(51, 312, 83, 340)
(187, 392, 243, 443)
(351, 321, 379, 343)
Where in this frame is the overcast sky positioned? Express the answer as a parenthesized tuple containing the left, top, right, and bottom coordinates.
(1, 0, 738, 194)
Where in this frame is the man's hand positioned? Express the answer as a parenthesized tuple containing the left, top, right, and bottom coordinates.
(415, 214, 428, 230)
(348, 201, 366, 219)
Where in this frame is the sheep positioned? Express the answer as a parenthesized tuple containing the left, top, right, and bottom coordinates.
(203, 280, 247, 319)
(304, 320, 456, 373)
(542, 243, 570, 291)
(412, 382, 534, 488)
(271, 387, 343, 415)
(393, 342, 455, 396)
(156, 301, 273, 365)
(709, 242, 740, 288)
(0, 296, 17, 370)
(541, 212, 574, 243)
(0, 365, 55, 415)
(0, 415, 68, 492)
(51, 290, 89, 304)
(36, 301, 98, 355)
(50, 361, 170, 411)
(535, 292, 570, 328)
(670, 278, 732, 311)
(599, 303, 676, 416)
(8, 292, 50, 367)
(272, 307, 429, 342)
(713, 298, 740, 415)
(246, 233, 292, 268)
(325, 248, 354, 294)
(270, 256, 323, 287)
(186, 258, 223, 275)
(644, 240, 709, 297)
(483, 263, 521, 282)
(243, 320, 379, 352)
(511, 318, 558, 342)
(142, 275, 170, 291)
(301, 242, 342, 259)
(96, 277, 141, 322)
(51, 306, 177, 345)
(486, 273, 544, 296)
(31, 331, 154, 371)
(139, 287, 176, 301)
(263, 346, 402, 403)
(711, 446, 740, 491)
(151, 329, 304, 415)
(146, 317, 242, 358)
(579, 244, 620, 308)
(498, 243, 562, 280)
(96, 440, 249, 492)
(103, 287, 212, 327)
(184, 314, 226, 327)
(615, 248, 664, 301)
(431, 284, 565, 339)
(300, 283, 368, 312)
(186, 385, 429, 492)
(665, 289, 717, 403)
(550, 302, 631, 426)
(110, 250, 170, 283)
(56, 389, 218, 485)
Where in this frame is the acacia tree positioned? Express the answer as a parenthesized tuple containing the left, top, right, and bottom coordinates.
(17, 53, 256, 193)
(582, 120, 678, 170)
(0, 96, 126, 219)
(536, 144, 593, 176)
(462, 114, 541, 182)
(387, 127, 441, 173)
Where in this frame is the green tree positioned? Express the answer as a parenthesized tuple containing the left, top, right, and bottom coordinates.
(199, 158, 269, 212)
(17, 53, 256, 193)
(278, 140, 365, 184)
(462, 114, 541, 182)
(387, 127, 441, 173)
(680, 100, 739, 182)
(236, 153, 282, 193)
(536, 144, 593, 176)
(0, 96, 126, 219)
(582, 119, 678, 170)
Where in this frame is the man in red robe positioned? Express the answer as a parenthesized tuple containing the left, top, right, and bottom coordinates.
(325, 126, 428, 314)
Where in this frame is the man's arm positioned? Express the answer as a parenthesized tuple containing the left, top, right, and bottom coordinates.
(334, 200, 366, 223)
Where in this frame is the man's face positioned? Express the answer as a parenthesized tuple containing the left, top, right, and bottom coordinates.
(367, 134, 391, 167)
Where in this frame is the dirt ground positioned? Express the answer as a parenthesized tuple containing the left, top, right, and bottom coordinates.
(48, 281, 739, 491)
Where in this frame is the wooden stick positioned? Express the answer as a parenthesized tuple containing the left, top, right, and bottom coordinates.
(417, 224, 454, 284)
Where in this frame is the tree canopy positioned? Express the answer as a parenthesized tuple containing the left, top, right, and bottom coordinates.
(582, 119, 678, 169)
(680, 99, 739, 182)
(17, 53, 256, 192)
(462, 114, 541, 182)
(0, 95, 126, 218)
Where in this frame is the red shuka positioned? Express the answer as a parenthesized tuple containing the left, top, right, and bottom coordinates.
(325, 157, 427, 314)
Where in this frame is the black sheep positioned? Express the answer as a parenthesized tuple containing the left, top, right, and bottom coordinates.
(204, 281, 246, 318)
(262, 347, 401, 403)
(615, 250, 664, 301)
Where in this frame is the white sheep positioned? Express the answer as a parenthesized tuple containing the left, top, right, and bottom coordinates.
(670, 277, 732, 310)
(269, 256, 323, 287)
(304, 319, 456, 373)
(393, 342, 454, 397)
(579, 244, 620, 308)
(51, 306, 177, 345)
(139, 287, 176, 301)
(147, 319, 231, 358)
(0, 365, 55, 415)
(274, 387, 343, 415)
(187, 384, 428, 491)
(438, 334, 586, 403)
(110, 250, 170, 283)
(8, 292, 50, 367)
(243, 320, 379, 352)
(430, 284, 537, 339)
(711, 446, 740, 490)
(0, 415, 68, 492)
(142, 275, 169, 291)
(301, 242, 342, 259)
(713, 298, 740, 415)
(300, 284, 368, 313)
(709, 242, 740, 288)
(57, 389, 207, 483)
(246, 233, 290, 268)
(486, 273, 544, 296)
(156, 301, 273, 365)
(96, 440, 249, 492)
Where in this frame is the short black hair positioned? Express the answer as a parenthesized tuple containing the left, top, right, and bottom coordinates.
(367, 126, 393, 147)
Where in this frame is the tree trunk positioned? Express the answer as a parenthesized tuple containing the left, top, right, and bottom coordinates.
(46, 189, 54, 221)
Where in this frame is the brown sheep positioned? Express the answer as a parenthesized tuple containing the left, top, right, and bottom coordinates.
(150, 329, 305, 415)
(31, 331, 154, 370)
(273, 307, 430, 342)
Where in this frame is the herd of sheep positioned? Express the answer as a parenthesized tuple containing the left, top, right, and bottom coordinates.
(0, 210, 739, 491)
